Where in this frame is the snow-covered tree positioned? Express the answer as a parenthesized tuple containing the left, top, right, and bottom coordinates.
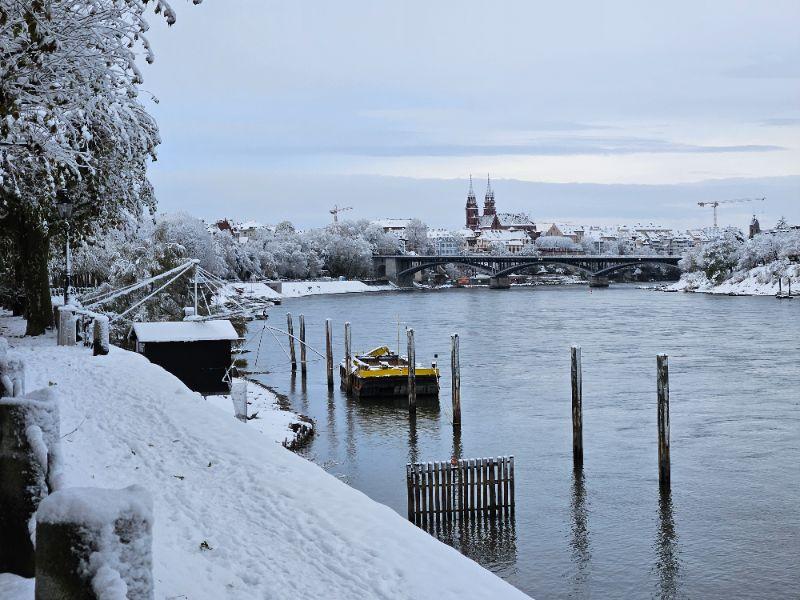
(698, 229, 742, 283)
(154, 213, 221, 275)
(404, 219, 431, 254)
(0, 0, 201, 334)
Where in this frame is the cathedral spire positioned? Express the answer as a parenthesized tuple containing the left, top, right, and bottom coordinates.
(465, 174, 479, 230)
(483, 173, 496, 216)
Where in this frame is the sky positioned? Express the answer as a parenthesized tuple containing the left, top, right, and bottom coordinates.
(143, 0, 800, 229)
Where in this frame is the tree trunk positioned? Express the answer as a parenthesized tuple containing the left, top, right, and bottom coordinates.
(19, 218, 53, 336)
(11, 252, 26, 316)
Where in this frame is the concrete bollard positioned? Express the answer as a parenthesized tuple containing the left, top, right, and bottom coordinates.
(35, 485, 154, 600)
(57, 307, 78, 347)
(231, 379, 248, 421)
(0, 337, 25, 398)
(0, 389, 61, 576)
(93, 315, 110, 356)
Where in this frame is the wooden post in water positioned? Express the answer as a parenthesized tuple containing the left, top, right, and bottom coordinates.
(571, 345, 583, 466)
(287, 313, 297, 372)
(299, 314, 307, 376)
(344, 322, 352, 392)
(325, 319, 334, 388)
(451, 333, 461, 426)
(657, 354, 670, 489)
(407, 328, 416, 414)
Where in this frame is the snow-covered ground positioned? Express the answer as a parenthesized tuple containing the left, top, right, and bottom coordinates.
(667, 261, 800, 295)
(0, 315, 528, 599)
(207, 378, 312, 448)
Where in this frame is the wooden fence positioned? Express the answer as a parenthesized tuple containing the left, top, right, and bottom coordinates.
(406, 456, 514, 524)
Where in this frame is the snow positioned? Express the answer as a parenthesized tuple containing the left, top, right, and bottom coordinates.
(131, 319, 239, 343)
(219, 279, 396, 303)
(205, 378, 313, 448)
(36, 485, 152, 528)
(279, 280, 396, 298)
(37, 486, 154, 600)
(667, 262, 800, 296)
(0, 316, 528, 599)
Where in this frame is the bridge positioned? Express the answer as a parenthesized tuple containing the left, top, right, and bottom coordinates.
(373, 254, 682, 288)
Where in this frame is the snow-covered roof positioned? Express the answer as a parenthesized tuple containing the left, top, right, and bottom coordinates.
(372, 218, 413, 229)
(496, 212, 535, 227)
(132, 320, 239, 343)
(479, 230, 528, 241)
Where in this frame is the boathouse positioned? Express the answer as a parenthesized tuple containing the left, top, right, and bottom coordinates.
(130, 320, 239, 395)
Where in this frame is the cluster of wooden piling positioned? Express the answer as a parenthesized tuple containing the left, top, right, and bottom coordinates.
(571, 345, 671, 487)
(406, 457, 514, 524)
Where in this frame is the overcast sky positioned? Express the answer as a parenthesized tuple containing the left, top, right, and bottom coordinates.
(144, 1, 800, 229)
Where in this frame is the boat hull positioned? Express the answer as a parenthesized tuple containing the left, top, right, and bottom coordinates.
(339, 365, 439, 399)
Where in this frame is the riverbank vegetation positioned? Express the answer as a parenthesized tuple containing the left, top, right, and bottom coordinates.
(673, 226, 800, 294)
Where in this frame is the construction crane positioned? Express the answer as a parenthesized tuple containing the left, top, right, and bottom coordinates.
(697, 197, 765, 228)
(330, 204, 352, 224)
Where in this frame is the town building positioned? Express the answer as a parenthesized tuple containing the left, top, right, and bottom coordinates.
(427, 229, 465, 256)
(474, 230, 531, 254)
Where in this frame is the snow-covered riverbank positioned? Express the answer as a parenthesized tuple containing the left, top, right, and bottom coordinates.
(0, 315, 528, 599)
(220, 279, 396, 303)
(666, 261, 800, 296)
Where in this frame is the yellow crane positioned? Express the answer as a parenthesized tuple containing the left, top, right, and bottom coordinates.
(697, 197, 765, 228)
(330, 204, 352, 224)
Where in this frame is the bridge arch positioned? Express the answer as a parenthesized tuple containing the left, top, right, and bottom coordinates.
(592, 260, 682, 277)
(492, 261, 594, 278)
(396, 259, 496, 279)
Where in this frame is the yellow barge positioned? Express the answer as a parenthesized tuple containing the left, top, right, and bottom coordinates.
(340, 346, 440, 399)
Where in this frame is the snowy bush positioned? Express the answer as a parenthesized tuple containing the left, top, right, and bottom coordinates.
(535, 235, 579, 251)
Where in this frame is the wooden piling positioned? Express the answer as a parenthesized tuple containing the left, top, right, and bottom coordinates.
(325, 319, 334, 387)
(451, 333, 461, 426)
(287, 313, 297, 372)
(571, 345, 583, 466)
(299, 314, 307, 376)
(657, 354, 670, 489)
(343, 322, 352, 392)
(407, 328, 416, 413)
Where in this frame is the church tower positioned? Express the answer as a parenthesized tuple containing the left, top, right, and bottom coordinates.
(465, 174, 479, 230)
(749, 215, 761, 239)
(483, 174, 496, 217)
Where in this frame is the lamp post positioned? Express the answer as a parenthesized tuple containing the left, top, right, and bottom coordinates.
(56, 191, 73, 307)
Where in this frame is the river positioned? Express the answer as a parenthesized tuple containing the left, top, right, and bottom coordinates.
(245, 285, 799, 599)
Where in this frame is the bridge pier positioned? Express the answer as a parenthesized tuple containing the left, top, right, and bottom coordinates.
(589, 275, 610, 288)
(489, 276, 511, 289)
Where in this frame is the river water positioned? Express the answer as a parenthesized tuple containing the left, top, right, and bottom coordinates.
(245, 285, 799, 599)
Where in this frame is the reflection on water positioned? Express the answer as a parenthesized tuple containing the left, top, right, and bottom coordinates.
(654, 487, 681, 599)
(407, 414, 419, 464)
(426, 514, 518, 575)
(569, 466, 591, 594)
